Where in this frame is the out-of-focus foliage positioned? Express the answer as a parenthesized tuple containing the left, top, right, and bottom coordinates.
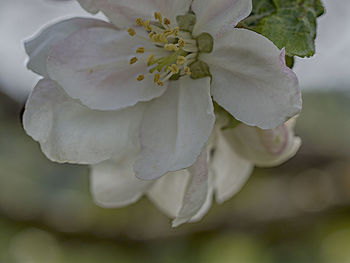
(240, 0, 325, 57)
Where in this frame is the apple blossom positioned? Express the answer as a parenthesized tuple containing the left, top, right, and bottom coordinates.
(23, 0, 302, 226)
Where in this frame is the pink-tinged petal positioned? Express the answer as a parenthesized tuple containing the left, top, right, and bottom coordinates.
(23, 78, 146, 164)
(201, 28, 302, 129)
(134, 77, 215, 180)
(192, 0, 252, 38)
(25, 17, 112, 76)
(172, 150, 209, 227)
(189, 172, 214, 223)
(47, 26, 166, 110)
(90, 158, 153, 208)
(224, 117, 301, 167)
(211, 127, 253, 204)
(78, 0, 192, 28)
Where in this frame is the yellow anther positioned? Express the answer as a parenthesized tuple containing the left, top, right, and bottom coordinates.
(154, 12, 163, 23)
(159, 34, 168, 43)
(177, 56, 187, 65)
(151, 33, 162, 43)
(184, 66, 191, 76)
(136, 18, 144, 26)
(164, 18, 171, 25)
(168, 64, 179, 74)
(143, 20, 152, 31)
(154, 73, 160, 83)
(136, 47, 145, 53)
(149, 32, 155, 39)
(173, 27, 179, 37)
(151, 34, 158, 42)
(147, 54, 155, 66)
(130, 57, 138, 64)
(163, 29, 173, 38)
(137, 75, 145, 81)
(164, 44, 179, 51)
(127, 28, 136, 36)
(178, 38, 186, 47)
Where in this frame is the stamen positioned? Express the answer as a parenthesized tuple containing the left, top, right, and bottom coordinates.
(149, 32, 155, 39)
(173, 27, 179, 37)
(136, 18, 144, 26)
(164, 18, 171, 26)
(143, 20, 152, 31)
(178, 38, 186, 47)
(164, 44, 179, 51)
(159, 34, 168, 43)
(154, 73, 160, 83)
(168, 64, 179, 74)
(163, 29, 173, 37)
(147, 55, 155, 66)
(130, 12, 199, 85)
(130, 57, 138, 64)
(184, 67, 191, 76)
(154, 12, 163, 23)
(177, 56, 187, 65)
(136, 47, 145, 53)
(136, 75, 145, 81)
(128, 28, 136, 36)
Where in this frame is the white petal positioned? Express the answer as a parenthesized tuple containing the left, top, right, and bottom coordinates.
(23, 78, 145, 164)
(172, 150, 209, 227)
(202, 29, 302, 129)
(211, 128, 253, 204)
(147, 155, 214, 224)
(147, 169, 191, 218)
(224, 118, 301, 167)
(25, 18, 111, 76)
(78, 0, 192, 28)
(90, 158, 153, 208)
(47, 26, 166, 110)
(134, 77, 215, 180)
(191, 0, 252, 38)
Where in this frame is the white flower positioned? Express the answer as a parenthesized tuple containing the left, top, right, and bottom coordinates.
(23, 0, 301, 226)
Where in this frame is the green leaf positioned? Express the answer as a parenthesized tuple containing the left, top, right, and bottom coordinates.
(240, 0, 325, 58)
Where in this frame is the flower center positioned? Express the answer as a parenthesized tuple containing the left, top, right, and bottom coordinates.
(127, 12, 213, 86)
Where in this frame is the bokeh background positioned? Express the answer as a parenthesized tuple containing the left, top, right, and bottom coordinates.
(1, 0, 350, 262)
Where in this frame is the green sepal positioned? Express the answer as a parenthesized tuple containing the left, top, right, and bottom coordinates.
(189, 60, 211, 79)
(176, 13, 196, 32)
(196, 33, 214, 53)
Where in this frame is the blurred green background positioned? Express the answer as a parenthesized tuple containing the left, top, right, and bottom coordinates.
(1, 89, 350, 262)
